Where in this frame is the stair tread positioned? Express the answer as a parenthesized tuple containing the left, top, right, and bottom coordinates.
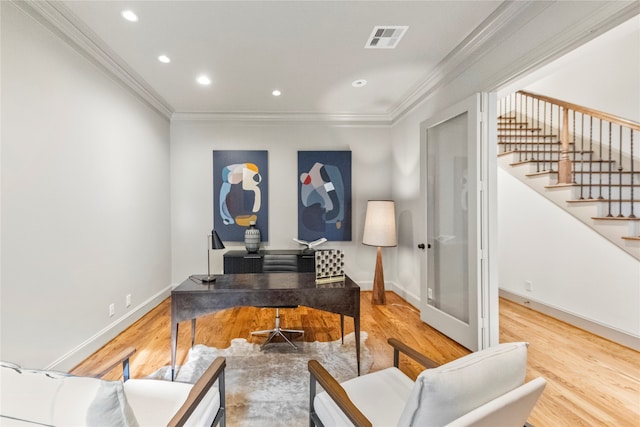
(545, 183, 639, 189)
(498, 141, 565, 144)
(497, 121, 528, 125)
(520, 159, 615, 163)
(503, 149, 593, 154)
(524, 170, 638, 176)
(592, 216, 640, 221)
(567, 198, 640, 203)
(498, 134, 557, 138)
(497, 127, 542, 131)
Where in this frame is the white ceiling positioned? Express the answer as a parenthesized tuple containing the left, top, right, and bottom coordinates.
(50, 0, 504, 119)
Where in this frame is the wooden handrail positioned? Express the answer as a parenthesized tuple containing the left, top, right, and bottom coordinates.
(518, 90, 640, 131)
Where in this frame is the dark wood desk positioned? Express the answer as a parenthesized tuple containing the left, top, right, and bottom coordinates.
(171, 273, 361, 380)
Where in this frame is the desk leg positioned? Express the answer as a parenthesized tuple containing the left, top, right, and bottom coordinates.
(191, 318, 196, 348)
(171, 321, 178, 381)
(355, 316, 360, 376)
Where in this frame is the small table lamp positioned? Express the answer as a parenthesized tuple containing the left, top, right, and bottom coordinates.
(202, 229, 226, 283)
(362, 200, 397, 305)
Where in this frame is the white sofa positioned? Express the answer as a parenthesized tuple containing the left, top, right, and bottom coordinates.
(1, 348, 225, 427)
(309, 339, 546, 427)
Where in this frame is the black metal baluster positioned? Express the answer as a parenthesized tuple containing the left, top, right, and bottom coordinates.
(618, 125, 624, 217)
(498, 96, 503, 152)
(598, 119, 604, 200)
(579, 113, 585, 199)
(518, 93, 523, 162)
(507, 94, 511, 152)
(588, 116, 594, 199)
(549, 102, 554, 172)
(607, 122, 613, 217)
(536, 99, 547, 172)
(630, 130, 636, 218)
(536, 99, 541, 173)
(524, 96, 535, 161)
(544, 101, 549, 172)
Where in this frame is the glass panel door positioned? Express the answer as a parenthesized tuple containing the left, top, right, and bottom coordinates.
(419, 93, 496, 351)
(428, 112, 470, 325)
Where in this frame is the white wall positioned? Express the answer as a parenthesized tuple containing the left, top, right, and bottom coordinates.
(170, 120, 392, 288)
(1, 3, 172, 369)
(498, 170, 640, 337)
(520, 15, 640, 122)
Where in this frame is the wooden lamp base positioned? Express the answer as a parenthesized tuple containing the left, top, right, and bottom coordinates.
(371, 246, 386, 305)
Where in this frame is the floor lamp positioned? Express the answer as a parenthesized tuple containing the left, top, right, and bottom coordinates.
(362, 200, 397, 305)
(202, 229, 226, 282)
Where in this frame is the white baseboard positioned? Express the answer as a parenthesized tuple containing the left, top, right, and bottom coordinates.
(356, 280, 420, 309)
(499, 289, 640, 351)
(389, 281, 420, 309)
(46, 286, 171, 371)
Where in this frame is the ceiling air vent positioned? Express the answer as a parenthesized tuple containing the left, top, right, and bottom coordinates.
(365, 26, 408, 49)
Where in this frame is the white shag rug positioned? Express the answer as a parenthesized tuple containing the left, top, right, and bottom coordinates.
(148, 332, 372, 427)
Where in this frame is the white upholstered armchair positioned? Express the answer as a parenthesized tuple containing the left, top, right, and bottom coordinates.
(1, 348, 226, 427)
(308, 339, 546, 427)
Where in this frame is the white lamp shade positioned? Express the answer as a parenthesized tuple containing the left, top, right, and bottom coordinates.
(362, 200, 397, 247)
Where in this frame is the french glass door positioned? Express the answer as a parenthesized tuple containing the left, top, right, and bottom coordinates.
(419, 93, 497, 351)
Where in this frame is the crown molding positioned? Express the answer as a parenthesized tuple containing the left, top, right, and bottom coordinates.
(13, 0, 174, 120)
(390, 0, 640, 124)
(171, 111, 393, 126)
(485, 1, 640, 94)
(389, 1, 548, 124)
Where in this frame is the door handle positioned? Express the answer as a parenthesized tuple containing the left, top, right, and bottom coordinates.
(418, 243, 425, 250)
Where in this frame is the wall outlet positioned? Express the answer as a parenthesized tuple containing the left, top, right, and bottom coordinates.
(427, 288, 434, 299)
(126, 294, 132, 308)
(525, 280, 533, 292)
(109, 303, 115, 317)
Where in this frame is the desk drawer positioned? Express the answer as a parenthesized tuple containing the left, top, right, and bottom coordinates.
(224, 255, 262, 273)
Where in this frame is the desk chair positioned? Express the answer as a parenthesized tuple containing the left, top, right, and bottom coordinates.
(251, 254, 305, 348)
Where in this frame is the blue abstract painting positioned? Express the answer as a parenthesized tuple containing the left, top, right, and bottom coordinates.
(213, 150, 268, 241)
(298, 151, 352, 241)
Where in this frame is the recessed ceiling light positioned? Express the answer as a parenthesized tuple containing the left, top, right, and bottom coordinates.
(158, 55, 171, 64)
(121, 10, 138, 22)
(352, 79, 367, 88)
(272, 90, 282, 97)
(196, 75, 211, 86)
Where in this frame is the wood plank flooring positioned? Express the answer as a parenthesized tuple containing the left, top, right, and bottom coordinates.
(71, 292, 640, 426)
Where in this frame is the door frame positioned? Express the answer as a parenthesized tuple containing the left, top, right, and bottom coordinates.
(418, 93, 498, 351)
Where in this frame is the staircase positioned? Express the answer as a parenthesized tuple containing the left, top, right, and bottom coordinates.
(497, 90, 640, 260)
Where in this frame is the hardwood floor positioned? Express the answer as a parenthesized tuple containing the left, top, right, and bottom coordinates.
(71, 292, 640, 426)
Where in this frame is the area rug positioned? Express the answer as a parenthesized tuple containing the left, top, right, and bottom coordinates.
(148, 332, 372, 427)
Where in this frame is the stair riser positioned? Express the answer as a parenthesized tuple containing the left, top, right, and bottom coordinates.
(570, 186, 639, 200)
(502, 152, 595, 162)
(572, 173, 640, 186)
(567, 202, 639, 224)
(595, 203, 640, 218)
(521, 163, 615, 174)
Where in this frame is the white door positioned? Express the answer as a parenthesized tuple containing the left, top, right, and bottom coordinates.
(419, 93, 498, 351)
